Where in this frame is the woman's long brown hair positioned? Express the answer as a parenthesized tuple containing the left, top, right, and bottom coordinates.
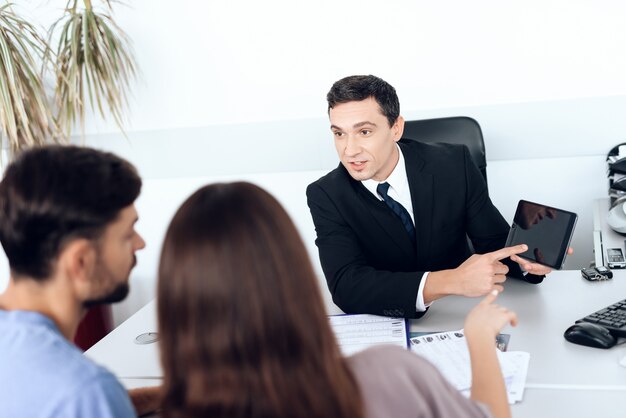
(157, 182, 363, 418)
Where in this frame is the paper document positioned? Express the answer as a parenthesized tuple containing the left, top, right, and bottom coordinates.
(499, 350, 530, 404)
(329, 314, 408, 356)
(410, 329, 530, 404)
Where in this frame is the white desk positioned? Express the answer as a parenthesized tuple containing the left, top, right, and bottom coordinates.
(413, 272, 626, 387)
(86, 299, 160, 379)
(87, 270, 626, 417)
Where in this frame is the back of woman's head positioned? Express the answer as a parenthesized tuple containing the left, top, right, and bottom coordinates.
(157, 182, 362, 418)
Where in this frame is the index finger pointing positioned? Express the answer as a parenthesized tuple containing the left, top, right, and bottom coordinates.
(489, 244, 528, 261)
(480, 289, 500, 305)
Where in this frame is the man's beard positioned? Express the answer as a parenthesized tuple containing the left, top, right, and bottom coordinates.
(82, 255, 135, 309)
(83, 282, 130, 308)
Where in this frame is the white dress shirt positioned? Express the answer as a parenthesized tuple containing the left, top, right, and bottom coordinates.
(362, 145, 432, 312)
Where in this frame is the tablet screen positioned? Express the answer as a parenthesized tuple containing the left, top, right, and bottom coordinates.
(505, 200, 578, 269)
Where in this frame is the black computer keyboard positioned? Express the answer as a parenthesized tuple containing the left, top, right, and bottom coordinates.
(578, 298, 626, 338)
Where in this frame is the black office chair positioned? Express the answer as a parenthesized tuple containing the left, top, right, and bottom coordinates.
(401, 116, 487, 185)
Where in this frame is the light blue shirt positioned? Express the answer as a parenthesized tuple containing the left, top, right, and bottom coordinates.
(0, 310, 136, 418)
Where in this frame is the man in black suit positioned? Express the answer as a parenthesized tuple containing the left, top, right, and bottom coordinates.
(306, 75, 552, 318)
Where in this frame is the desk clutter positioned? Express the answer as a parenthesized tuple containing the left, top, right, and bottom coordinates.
(410, 331, 529, 405)
(329, 314, 529, 405)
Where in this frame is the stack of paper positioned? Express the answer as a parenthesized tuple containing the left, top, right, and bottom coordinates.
(329, 314, 408, 356)
(410, 329, 530, 404)
(498, 350, 530, 404)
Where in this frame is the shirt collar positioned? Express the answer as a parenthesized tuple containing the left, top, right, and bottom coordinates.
(0, 309, 60, 334)
(362, 144, 409, 200)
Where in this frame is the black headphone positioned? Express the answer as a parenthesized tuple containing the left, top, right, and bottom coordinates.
(607, 143, 626, 234)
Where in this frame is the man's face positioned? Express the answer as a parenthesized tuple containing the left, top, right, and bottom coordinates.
(330, 97, 404, 182)
(83, 204, 145, 307)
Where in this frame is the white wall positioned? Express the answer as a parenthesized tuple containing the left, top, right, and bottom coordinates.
(96, 0, 626, 133)
(16, 0, 626, 134)
(1, 1, 625, 323)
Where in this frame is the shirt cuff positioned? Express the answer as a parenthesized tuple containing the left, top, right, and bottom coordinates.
(415, 271, 433, 312)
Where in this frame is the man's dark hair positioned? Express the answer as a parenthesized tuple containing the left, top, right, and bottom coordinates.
(0, 145, 142, 280)
(326, 75, 400, 127)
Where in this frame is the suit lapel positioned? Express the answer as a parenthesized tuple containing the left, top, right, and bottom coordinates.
(400, 141, 434, 264)
(352, 180, 416, 258)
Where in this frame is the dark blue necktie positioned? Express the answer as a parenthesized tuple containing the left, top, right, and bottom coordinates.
(377, 182, 416, 243)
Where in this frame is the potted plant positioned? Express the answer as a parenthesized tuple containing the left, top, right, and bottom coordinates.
(0, 0, 137, 162)
(0, 3, 61, 161)
(52, 0, 137, 137)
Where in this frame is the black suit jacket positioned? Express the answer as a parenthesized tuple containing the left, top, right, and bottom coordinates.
(306, 139, 542, 318)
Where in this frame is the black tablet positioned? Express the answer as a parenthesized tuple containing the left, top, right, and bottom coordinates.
(504, 200, 577, 270)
